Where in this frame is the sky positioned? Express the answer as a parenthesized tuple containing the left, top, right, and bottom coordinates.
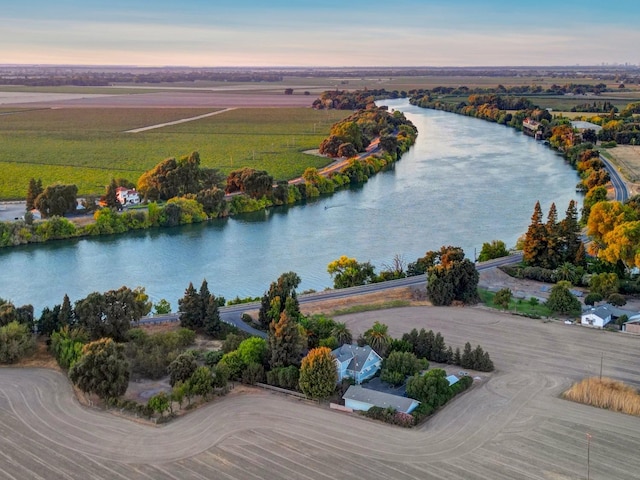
(2, 0, 640, 67)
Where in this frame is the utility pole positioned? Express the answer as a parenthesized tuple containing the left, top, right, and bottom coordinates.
(586, 432, 592, 480)
(599, 352, 603, 380)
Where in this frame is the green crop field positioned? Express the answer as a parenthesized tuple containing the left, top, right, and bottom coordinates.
(0, 107, 347, 199)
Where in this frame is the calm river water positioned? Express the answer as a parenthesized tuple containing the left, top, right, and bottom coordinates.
(0, 99, 581, 312)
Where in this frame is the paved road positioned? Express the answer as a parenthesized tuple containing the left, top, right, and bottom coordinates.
(2, 306, 640, 479)
(600, 154, 629, 202)
(141, 254, 524, 337)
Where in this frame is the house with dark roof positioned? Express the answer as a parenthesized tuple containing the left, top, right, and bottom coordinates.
(331, 344, 382, 384)
(342, 385, 420, 414)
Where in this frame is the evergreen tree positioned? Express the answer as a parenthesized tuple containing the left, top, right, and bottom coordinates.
(178, 283, 202, 329)
(453, 347, 461, 366)
(560, 200, 582, 264)
(203, 295, 222, 337)
(431, 332, 447, 363)
(59, 294, 73, 327)
(104, 179, 121, 210)
(544, 203, 561, 269)
(26, 178, 43, 211)
(269, 310, 305, 369)
(523, 201, 547, 266)
(298, 347, 338, 400)
(461, 342, 473, 369)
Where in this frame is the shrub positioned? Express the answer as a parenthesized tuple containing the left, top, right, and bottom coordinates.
(0, 321, 36, 363)
(242, 362, 265, 385)
(204, 350, 224, 367)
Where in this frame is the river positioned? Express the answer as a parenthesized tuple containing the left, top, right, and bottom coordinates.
(0, 99, 581, 313)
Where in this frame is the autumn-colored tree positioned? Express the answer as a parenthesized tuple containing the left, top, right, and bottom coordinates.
(269, 310, 305, 369)
(426, 246, 479, 306)
(523, 201, 547, 266)
(258, 272, 301, 329)
(298, 346, 338, 400)
(600, 220, 640, 269)
(327, 255, 376, 289)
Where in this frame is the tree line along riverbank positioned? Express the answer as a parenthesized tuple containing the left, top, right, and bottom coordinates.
(0, 106, 417, 248)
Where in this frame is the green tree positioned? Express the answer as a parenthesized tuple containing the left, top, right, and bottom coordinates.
(298, 347, 338, 400)
(331, 322, 352, 347)
(103, 179, 122, 210)
(426, 246, 479, 306)
(26, 177, 43, 211)
(584, 292, 603, 306)
(178, 282, 202, 329)
(546, 283, 581, 315)
(560, 200, 582, 263)
(153, 299, 172, 315)
(168, 352, 198, 387)
(34, 183, 78, 218)
(380, 351, 426, 386)
(187, 366, 214, 400)
(69, 338, 130, 400)
(0, 321, 35, 364)
(589, 272, 619, 298)
(74, 286, 141, 342)
(269, 310, 305, 369)
(406, 368, 451, 408)
(327, 255, 376, 289)
(147, 391, 170, 417)
(607, 293, 627, 307)
(364, 321, 391, 357)
(494, 288, 512, 310)
(477, 240, 509, 262)
(50, 326, 87, 369)
(237, 337, 268, 366)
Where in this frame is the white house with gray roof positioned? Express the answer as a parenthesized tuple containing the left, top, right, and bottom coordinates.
(343, 385, 420, 414)
(581, 303, 638, 328)
(331, 344, 382, 384)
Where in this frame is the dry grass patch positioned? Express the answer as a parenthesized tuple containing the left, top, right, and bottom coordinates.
(562, 377, 640, 416)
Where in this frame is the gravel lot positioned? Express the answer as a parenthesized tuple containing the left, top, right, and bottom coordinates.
(2, 306, 640, 479)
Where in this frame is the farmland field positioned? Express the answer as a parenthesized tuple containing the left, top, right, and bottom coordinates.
(0, 106, 346, 199)
(1, 305, 640, 479)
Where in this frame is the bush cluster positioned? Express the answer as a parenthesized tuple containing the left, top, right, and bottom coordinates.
(364, 406, 415, 428)
(265, 366, 300, 390)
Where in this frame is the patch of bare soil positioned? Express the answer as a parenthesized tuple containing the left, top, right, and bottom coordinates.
(301, 286, 426, 316)
(10, 339, 60, 371)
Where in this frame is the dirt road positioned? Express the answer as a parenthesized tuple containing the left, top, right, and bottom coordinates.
(1, 306, 639, 479)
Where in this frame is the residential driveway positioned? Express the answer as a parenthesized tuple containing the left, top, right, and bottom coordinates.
(1, 306, 640, 479)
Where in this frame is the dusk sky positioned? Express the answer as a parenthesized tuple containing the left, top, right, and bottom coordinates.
(2, 0, 640, 67)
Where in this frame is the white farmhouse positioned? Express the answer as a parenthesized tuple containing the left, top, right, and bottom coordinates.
(116, 187, 140, 206)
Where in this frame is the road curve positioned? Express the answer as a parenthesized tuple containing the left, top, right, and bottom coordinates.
(141, 254, 524, 337)
(599, 154, 629, 202)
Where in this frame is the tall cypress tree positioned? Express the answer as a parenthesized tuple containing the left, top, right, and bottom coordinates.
(178, 283, 201, 329)
(544, 202, 561, 269)
(560, 200, 582, 264)
(523, 201, 547, 266)
(26, 178, 43, 211)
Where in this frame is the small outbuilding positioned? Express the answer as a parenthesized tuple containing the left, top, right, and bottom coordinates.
(342, 385, 420, 414)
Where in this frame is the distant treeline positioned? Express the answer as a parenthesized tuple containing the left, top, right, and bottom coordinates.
(312, 83, 615, 111)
